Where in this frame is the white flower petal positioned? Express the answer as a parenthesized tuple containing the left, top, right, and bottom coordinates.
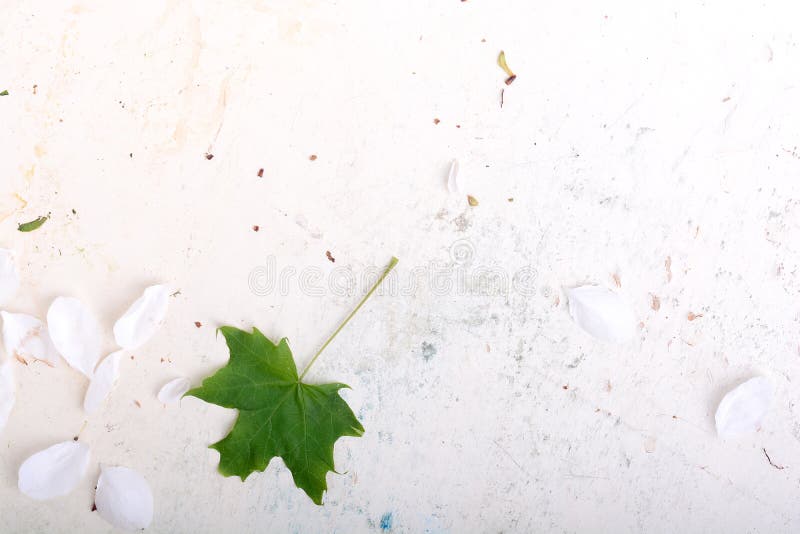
(113, 285, 170, 351)
(0, 362, 15, 432)
(83, 350, 124, 415)
(566, 285, 637, 343)
(715, 376, 774, 437)
(157, 377, 190, 404)
(446, 159, 461, 194)
(1, 311, 60, 366)
(95, 466, 154, 531)
(0, 248, 20, 307)
(46, 297, 102, 378)
(18, 441, 90, 500)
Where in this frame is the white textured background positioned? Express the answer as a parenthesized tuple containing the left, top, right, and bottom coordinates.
(1, 1, 800, 532)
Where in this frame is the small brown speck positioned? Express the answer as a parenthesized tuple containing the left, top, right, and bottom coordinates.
(73, 436, 78, 441)
(32, 84, 37, 94)
(650, 294, 661, 311)
(455, 124, 461, 129)
(562, 384, 569, 390)
(309, 154, 318, 161)
(253, 225, 260, 232)
(433, 118, 440, 125)
(195, 321, 202, 328)
(722, 96, 731, 102)
(134, 400, 141, 408)
(687, 312, 703, 321)
(204, 153, 214, 160)
(160, 358, 165, 363)
(257, 168, 264, 178)
(15, 355, 28, 366)
(91, 503, 97, 512)
(505, 75, 517, 85)
(507, 197, 514, 202)
(130, 355, 134, 360)
(326, 250, 335, 263)
(467, 195, 479, 207)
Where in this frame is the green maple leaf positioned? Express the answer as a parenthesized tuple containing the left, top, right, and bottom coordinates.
(187, 257, 398, 505)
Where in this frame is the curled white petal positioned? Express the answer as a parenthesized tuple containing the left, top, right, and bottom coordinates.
(157, 377, 190, 404)
(566, 285, 637, 343)
(446, 159, 461, 194)
(715, 376, 773, 437)
(18, 441, 90, 500)
(1, 311, 60, 366)
(46, 297, 102, 378)
(0, 363, 15, 432)
(83, 351, 124, 415)
(95, 466, 154, 531)
(0, 248, 20, 307)
(113, 285, 170, 351)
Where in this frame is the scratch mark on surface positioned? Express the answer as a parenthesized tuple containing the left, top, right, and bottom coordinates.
(493, 439, 529, 476)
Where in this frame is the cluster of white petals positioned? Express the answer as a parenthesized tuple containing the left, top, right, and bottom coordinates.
(0, 246, 172, 530)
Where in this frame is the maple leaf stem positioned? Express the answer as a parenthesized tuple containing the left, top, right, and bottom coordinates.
(298, 256, 398, 381)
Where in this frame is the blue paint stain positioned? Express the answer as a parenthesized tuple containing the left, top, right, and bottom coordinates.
(380, 512, 394, 531)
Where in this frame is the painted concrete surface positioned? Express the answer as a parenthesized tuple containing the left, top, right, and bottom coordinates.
(1, 1, 799, 532)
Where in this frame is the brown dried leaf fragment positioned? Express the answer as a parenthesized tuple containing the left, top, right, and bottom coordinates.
(257, 168, 264, 178)
(309, 154, 318, 161)
(15, 355, 28, 365)
(204, 153, 214, 160)
(498, 51, 516, 85)
(325, 251, 335, 263)
(252, 225, 260, 232)
(433, 118, 440, 125)
(194, 321, 202, 328)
